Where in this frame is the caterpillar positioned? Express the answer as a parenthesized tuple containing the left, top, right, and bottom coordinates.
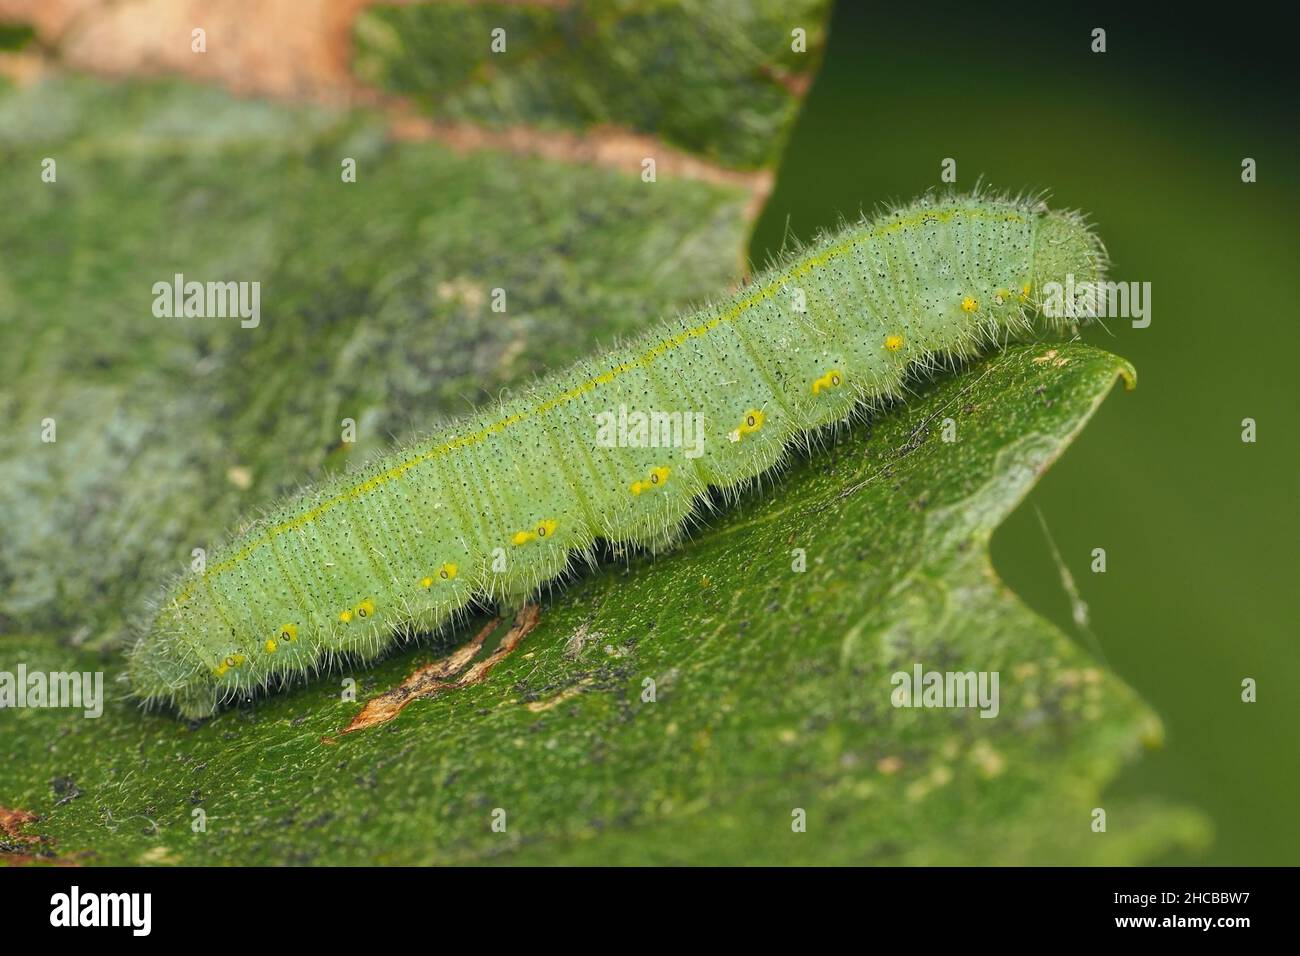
(128, 191, 1107, 718)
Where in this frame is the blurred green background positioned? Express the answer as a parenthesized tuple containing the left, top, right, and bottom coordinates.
(753, 1, 1298, 864)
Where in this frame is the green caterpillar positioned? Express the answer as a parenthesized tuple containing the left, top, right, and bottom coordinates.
(128, 191, 1107, 718)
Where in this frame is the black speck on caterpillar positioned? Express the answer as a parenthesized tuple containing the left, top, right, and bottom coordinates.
(128, 191, 1108, 718)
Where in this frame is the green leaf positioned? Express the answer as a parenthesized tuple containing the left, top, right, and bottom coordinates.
(2, 341, 1208, 864)
(353, 0, 828, 169)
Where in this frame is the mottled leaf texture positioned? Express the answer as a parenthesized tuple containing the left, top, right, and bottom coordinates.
(353, 0, 827, 169)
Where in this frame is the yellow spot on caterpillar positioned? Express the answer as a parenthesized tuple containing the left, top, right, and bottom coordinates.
(633, 466, 672, 495)
(265, 639, 278, 654)
(812, 369, 844, 394)
(513, 521, 557, 545)
(729, 409, 765, 442)
(279, 624, 297, 643)
(439, 563, 457, 580)
(420, 576, 434, 588)
(356, 598, 376, 619)
(1020, 282, 1031, 301)
(216, 653, 246, 676)
(885, 335, 904, 352)
(961, 296, 978, 313)
(339, 609, 353, 623)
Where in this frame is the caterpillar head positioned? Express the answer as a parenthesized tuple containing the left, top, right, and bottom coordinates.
(128, 580, 230, 719)
(1032, 208, 1110, 330)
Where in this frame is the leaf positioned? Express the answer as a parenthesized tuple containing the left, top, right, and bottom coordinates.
(1, 341, 1209, 864)
(353, 0, 827, 169)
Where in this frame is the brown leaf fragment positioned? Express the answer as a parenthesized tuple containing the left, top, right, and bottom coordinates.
(332, 604, 541, 738)
(0, 806, 39, 843)
(0, 806, 78, 865)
